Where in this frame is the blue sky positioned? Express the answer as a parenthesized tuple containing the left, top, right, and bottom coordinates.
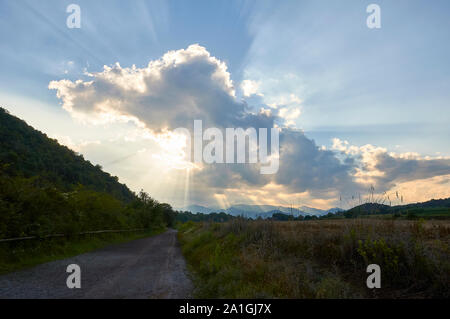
(1, 0, 449, 208)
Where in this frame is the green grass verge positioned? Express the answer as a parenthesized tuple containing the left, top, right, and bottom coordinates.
(177, 221, 245, 298)
(0, 227, 166, 275)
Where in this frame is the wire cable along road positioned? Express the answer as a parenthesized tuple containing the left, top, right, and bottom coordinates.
(0, 229, 193, 299)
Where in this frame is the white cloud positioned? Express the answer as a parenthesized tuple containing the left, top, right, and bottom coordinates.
(48, 44, 450, 207)
(241, 79, 262, 97)
(278, 107, 301, 126)
(332, 138, 450, 195)
(49, 44, 240, 131)
(240, 72, 304, 128)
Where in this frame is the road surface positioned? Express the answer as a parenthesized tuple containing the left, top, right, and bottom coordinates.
(0, 229, 193, 298)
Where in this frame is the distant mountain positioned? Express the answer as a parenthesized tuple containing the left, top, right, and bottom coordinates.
(298, 205, 325, 215)
(226, 205, 305, 218)
(179, 198, 450, 221)
(179, 203, 344, 219)
(326, 207, 345, 214)
(178, 204, 222, 214)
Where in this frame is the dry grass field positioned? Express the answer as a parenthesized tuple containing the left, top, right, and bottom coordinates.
(178, 218, 450, 298)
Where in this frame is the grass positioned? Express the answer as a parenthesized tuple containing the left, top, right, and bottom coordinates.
(358, 208, 450, 220)
(0, 227, 166, 275)
(178, 219, 450, 298)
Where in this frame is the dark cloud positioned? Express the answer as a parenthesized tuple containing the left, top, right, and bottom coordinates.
(275, 129, 360, 196)
(374, 153, 450, 190)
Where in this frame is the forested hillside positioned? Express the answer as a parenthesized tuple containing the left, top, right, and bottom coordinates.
(0, 107, 175, 240)
(338, 198, 450, 219)
(0, 107, 134, 202)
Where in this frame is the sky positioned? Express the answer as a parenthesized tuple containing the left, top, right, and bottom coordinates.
(1, 0, 449, 209)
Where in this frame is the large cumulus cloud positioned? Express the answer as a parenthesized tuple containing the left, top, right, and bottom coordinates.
(332, 138, 450, 194)
(52, 44, 447, 205)
(276, 130, 358, 196)
(49, 44, 273, 131)
(375, 153, 450, 190)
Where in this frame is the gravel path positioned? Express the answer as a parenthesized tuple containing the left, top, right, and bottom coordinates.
(0, 229, 193, 299)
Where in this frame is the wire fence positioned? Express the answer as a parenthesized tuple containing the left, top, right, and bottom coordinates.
(0, 228, 146, 243)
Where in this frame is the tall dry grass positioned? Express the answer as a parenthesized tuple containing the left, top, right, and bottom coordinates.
(179, 219, 450, 298)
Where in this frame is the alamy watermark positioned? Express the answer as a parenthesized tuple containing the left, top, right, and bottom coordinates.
(366, 264, 381, 288)
(66, 264, 81, 288)
(66, 4, 381, 30)
(367, 4, 381, 29)
(174, 120, 280, 175)
(66, 4, 81, 29)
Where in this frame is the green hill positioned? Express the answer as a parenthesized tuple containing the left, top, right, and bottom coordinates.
(0, 107, 134, 202)
(342, 198, 450, 219)
(0, 107, 175, 240)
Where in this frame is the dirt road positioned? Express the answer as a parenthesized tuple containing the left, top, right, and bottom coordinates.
(0, 229, 193, 298)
